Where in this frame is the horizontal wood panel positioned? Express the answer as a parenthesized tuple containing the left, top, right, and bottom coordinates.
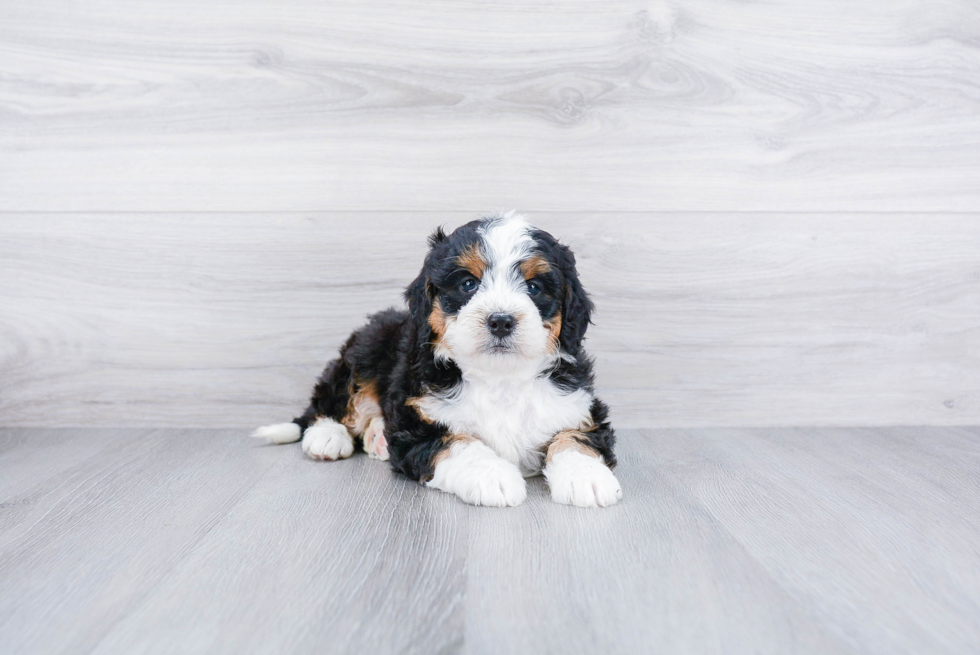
(1, 212, 977, 428)
(1, 0, 980, 212)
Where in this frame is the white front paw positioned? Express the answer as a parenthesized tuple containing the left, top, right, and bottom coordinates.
(428, 441, 527, 507)
(302, 418, 355, 460)
(457, 457, 527, 507)
(545, 450, 622, 508)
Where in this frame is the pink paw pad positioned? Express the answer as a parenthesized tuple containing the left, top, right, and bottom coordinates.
(372, 431, 389, 460)
(363, 417, 389, 460)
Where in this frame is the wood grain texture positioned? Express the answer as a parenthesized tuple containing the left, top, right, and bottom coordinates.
(652, 426, 980, 654)
(2, 0, 980, 212)
(2, 212, 978, 428)
(1, 427, 978, 654)
(88, 436, 467, 655)
(0, 429, 281, 653)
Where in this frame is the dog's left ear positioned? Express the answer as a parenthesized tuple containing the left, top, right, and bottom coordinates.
(554, 243, 594, 357)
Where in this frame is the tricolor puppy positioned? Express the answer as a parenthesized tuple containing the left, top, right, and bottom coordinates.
(252, 212, 621, 508)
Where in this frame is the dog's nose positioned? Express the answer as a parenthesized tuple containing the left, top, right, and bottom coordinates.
(487, 313, 516, 338)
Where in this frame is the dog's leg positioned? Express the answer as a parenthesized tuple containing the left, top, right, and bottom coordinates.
(294, 356, 358, 461)
(543, 430, 622, 508)
(426, 435, 527, 507)
(253, 356, 359, 461)
(340, 381, 388, 460)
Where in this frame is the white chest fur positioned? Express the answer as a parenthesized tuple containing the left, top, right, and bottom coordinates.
(415, 375, 594, 476)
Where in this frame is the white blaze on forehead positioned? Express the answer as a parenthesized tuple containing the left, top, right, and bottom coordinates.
(477, 212, 535, 291)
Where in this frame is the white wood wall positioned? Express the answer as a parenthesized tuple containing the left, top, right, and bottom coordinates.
(1, 0, 978, 427)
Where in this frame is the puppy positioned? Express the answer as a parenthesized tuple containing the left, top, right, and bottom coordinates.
(252, 211, 621, 508)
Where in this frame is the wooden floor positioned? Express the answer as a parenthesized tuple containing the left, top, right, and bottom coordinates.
(1, 427, 978, 654)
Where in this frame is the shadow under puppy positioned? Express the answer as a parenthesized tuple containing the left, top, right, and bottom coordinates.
(253, 211, 621, 508)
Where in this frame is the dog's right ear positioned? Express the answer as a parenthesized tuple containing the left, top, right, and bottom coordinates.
(404, 227, 447, 346)
(405, 270, 433, 345)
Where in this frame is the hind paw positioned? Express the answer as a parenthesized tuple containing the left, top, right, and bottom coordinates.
(362, 417, 389, 461)
(302, 418, 355, 460)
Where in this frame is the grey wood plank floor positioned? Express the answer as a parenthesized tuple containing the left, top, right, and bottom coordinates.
(1, 427, 977, 654)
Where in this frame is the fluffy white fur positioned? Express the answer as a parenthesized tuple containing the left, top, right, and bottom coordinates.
(302, 417, 355, 461)
(544, 450, 622, 508)
(251, 422, 301, 444)
(428, 440, 528, 507)
(413, 375, 593, 477)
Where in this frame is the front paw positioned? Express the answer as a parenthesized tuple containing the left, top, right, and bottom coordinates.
(544, 450, 622, 508)
(428, 441, 527, 507)
(458, 457, 527, 507)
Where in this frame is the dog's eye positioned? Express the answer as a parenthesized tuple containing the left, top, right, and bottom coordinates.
(527, 281, 541, 296)
(460, 278, 478, 293)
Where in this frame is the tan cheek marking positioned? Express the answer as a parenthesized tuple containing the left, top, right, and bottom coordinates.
(520, 255, 551, 279)
(457, 244, 487, 278)
(432, 433, 477, 468)
(343, 380, 382, 436)
(428, 298, 447, 339)
(543, 314, 562, 352)
(545, 430, 599, 464)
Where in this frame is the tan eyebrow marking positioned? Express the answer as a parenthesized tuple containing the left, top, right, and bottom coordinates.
(457, 244, 487, 278)
(520, 254, 551, 279)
